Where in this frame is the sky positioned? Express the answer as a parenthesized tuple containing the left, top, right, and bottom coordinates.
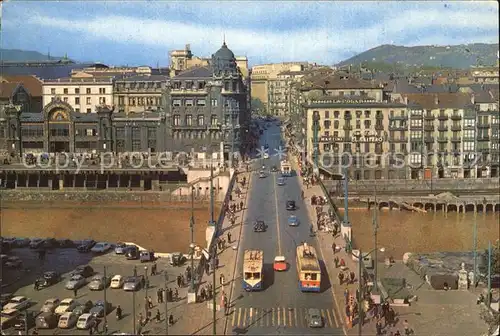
(1, 0, 498, 67)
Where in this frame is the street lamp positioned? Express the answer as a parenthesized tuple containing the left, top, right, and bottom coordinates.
(352, 247, 385, 336)
(144, 266, 149, 301)
(133, 266, 137, 335)
(164, 272, 169, 335)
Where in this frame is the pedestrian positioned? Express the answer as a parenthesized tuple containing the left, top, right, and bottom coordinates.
(339, 258, 346, 269)
(148, 296, 153, 309)
(177, 275, 181, 287)
(181, 274, 185, 287)
(174, 288, 179, 301)
(157, 288, 161, 303)
(240, 201, 244, 210)
(403, 320, 410, 335)
(155, 309, 161, 323)
(227, 232, 232, 243)
(376, 319, 383, 335)
(169, 314, 174, 326)
(334, 256, 339, 268)
(394, 331, 401, 336)
(344, 288, 349, 305)
(332, 242, 336, 254)
(152, 262, 157, 275)
(349, 271, 355, 284)
(94, 318, 101, 333)
(338, 272, 344, 285)
(137, 322, 143, 336)
(73, 288, 78, 298)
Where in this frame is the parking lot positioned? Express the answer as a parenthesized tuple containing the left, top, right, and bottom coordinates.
(1, 244, 191, 335)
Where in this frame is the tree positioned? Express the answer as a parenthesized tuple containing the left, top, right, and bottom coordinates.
(250, 98, 266, 116)
(479, 239, 500, 276)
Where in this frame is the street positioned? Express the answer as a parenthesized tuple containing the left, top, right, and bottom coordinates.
(224, 121, 343, 335)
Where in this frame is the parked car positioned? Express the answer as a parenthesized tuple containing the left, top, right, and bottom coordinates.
(55, 298, 78, 315)
(65, 274, 86, 290)
(14, 238, 31, 247)
(287, 215, 299, 227)
(126, 246, 140, 260)
(58, 312, 78, 329)
(90, 242, 112, 254)
(259, 170, 266, 178)
(169, 253, 186, 267)
(1, 293, 13, 307)
(77, 240, 96, 253)
(72, 300, 93, 317)
(70, 265, 94, 278)
(286, 200, 296, 210)
(276, 177, 285, 186)
(1, 308, 20, 330)
(88, 274, 110, 291)
(13, 310, 36, 330)
(123, 275, 145, 291)
(114, 243, 128, 254)
(42, 238, 58, 249)
(56, 239, 74, 248)
(271, 165, 278, 172)
(35, 312, 58, 329)
(4, 256, 23, 268)
(140, 250, 155, 262)
(89, 300, 111, 318)
(110, 275, 124, 289)
(273, 256, 288, 271)
(29, 238, 43, 249)
(40, 298, 60, 314)
(76, 313, 96, 330)
(3, 296, 30, 311)
(36, 271, 61, 289)
(306, 308, 323, 328)
(253, 220, 267, 233)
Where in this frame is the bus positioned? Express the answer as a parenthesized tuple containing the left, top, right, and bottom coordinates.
(280, 160, 292, 176)
(296, 243, 321, 292)
(242, 249, 264, 291)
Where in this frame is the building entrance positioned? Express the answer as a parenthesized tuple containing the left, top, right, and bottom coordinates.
(50, 141, 70, 153)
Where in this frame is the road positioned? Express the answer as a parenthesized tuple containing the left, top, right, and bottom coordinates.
(225, 121, 343, 335)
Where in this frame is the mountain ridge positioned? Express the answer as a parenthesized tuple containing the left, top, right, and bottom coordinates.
(0, 48, 71, 62)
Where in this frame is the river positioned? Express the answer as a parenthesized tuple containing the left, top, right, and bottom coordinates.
(337, 207, 500, 259)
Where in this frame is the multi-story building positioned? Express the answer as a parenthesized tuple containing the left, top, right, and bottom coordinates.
(42, 77, 114, 114)
(0, 75, 43, 112)
(470, 65, 499, 84)
(267, 68, 307, 117)
(113, 75, 169, 114)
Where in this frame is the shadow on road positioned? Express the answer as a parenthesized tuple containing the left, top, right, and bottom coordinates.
(318, 260, 332, 293)
(262, 263, 274, 290)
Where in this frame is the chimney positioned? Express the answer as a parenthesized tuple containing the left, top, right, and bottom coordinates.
(471, 93, 475, 105)
(404, 96, 408, 105)
(434, 94, 439, 105)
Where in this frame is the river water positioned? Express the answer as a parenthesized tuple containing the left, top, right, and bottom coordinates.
(337, 208, 500, 259)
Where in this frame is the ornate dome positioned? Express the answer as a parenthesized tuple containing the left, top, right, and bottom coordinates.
(211, 41, 237, 75)
(213, 42, 235, 60)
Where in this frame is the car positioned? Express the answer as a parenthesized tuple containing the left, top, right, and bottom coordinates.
(306, 308, 323, 328)
(65, 274, 86, 290)
(14, 238, 31, 247)
(3, 296, 30, 311)
(277, 177, 285, 186)
(70, 265, 94, 278)
(72, 300, 93, 317)
(126, 246, 140, 260)
(273, 256, 288, 271)
(42, 238, 58, 249)
(1, 308, 20, 330)
(169, 252, 186, 266)
(286, 200, 296, 210)
(4, 256, 23, 268)
(123, 275, 145, 291)
(253, 220, 267, 233)
(1, 293, 13, 307)
(37, 271, 61, 288)
(88, 274, 110, 291)
(259, 170, 266, 178)
(29, 238, 43, 249)
(114, 243, 128, 254)
(90, 242, 112, 254)
(58, 312, 78, 329)
(271, 165, 278, 172)
(140, 250, 155, 262)
(56, 239, 75, 248)
(76, 313, 95, 330)
(110, 275, 124, 289)
(77, 240, 96, 253)
(89, 300, 111, 317)
(288, 215, 299, 227)
(13, 310, 36, 330)
(40, 298, 60, 314)
(35, 311, 58, 329)
(55, 298, 79, 315)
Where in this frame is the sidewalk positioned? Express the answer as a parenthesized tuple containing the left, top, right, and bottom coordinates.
(146, 170, 252, 335)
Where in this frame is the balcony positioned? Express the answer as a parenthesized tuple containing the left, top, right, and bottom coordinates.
(389, 137, 408, 142)
(410, 125, 422, 130)
(451, 124, 461, 131)
(424, 113, 435, 120)
(437, 137, 448, 142)
(438, 113, 448, 120)
(478, 123, 491, 129)
(343, 124, 353, 130)
(450, 114, 462, 120)
(477, 135, 490, 141)
(389, 125, 407, 131)
(376, 113, 384, 120)
(375, 124, 384, 130)
(451, 136, 462, 142)
(389, 114, 407, 120)
(424, 124, 435, 131)
(478, 147, 490, 153)
(424, 136, 435, 143)
(438, 125, 448, 131)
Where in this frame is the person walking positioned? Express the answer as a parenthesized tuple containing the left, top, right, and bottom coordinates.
(334, 256, 339, 268)
(332, 242, 337, 254)
(227, 232, 232, 243)
(73, 288, 78, 298)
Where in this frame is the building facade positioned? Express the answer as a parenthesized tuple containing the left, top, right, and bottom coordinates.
(113, 75, 169, 114)
(42, 77, 114, 114)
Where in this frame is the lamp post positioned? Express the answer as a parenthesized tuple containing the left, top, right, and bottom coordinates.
(164, 272, 169, 335)
(103, 266, 108, 328)
(212, 243, 218, 336)
(373, 186, 379, 293)
(189, 186, 196, 295)
(487, 241, 492, 307)
(133, 266, 137, 335)
(144, 266, 149, 301)
(353, 247, 385, 336)
(473, 201, 478, 286)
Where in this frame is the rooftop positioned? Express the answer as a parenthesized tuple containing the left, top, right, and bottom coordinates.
(403, 92, 473, 110)
(1, 75, 43, 97)
(174, 66, 214, 79)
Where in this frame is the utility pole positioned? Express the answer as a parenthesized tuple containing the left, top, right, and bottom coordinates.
(189, 187, 195, 293)
(209, 162, 217, 336)
(212, 244, 218, 336)
(164, 272, 169, 335)
(312, 111, 320, 172)
(210, 164, 215, 226)
(487, 241, 492, 307)
(133, 266, 137, 335)
(358, 248, 363, 336)
(103, 266, 108, 328)
(373, 186, 379, 293)
(473, 202, 478, 286)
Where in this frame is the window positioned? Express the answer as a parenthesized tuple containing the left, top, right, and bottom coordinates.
(63, 97, 68, 103)
(51, 88, 56, 94)
(75, 97, 80, 105)
(75, 88, 80, 94)
(211, 99, 218, 107)
(463, 142, 475, 151)
(132, 139, 141, 151)
(198, 115, 204, 126)
(173, 115, 180, 126)
(51, 97, 55, 102)
(75, 108, 80, 113)
(334, 111, 339, 118)
(364, 110, 371, 118)
(364, 120, 371, 128)
(86, 129, 95, 136)
(63, 88, 68, 94)
(99, 97, 106, 104)
(334, 120, 339, 129)
(86, 108, 91, 113)
(411, 119, 422, 127)
(324, 120, 331, 129)
(324, 111, 330, 118)
(116, 127, 125, 138)
(186, 115, 193, 126)
(356, 110, 362, 118)
(172, 99, 181, 107)
(211, 115, 218, 125)
(197, 99, 206, 106)
(148, 128, 156, 139)
(356, 120, 361, 129)
(131, 127, 140, 138)
(350, 91, 355, 96)
(86, 88, 91, 94)
(99, 88, 106, 94)
(198, 81, 205, 89)
(185, 81, 193, 90)
(185, 99, 194, 107)
(86, 97, 91, 105)
(118, 96, 124, 106)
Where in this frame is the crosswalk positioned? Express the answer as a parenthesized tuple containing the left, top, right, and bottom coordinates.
(229, 307, 338, 328)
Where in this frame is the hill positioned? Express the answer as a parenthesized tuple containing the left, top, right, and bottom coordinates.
(338, 43, 499, 70)
(0, 48, 69, 62)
